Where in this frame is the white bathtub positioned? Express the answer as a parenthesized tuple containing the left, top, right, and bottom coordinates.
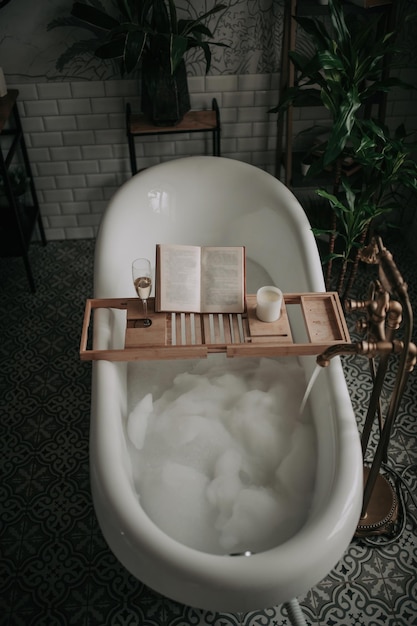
(91, 156, 362, 612)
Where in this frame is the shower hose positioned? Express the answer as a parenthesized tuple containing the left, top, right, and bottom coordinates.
(283, 598, 308, 626)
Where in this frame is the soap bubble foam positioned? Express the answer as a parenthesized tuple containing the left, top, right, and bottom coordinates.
(127, 355, 316, 555)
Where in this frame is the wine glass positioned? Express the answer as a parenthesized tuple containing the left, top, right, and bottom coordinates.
(132, 258, 152, 327)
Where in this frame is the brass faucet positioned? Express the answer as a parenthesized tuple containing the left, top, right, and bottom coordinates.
(317, 237, 416, 374)
(316, 339, 405, 368)
(316, 237, 416, 536)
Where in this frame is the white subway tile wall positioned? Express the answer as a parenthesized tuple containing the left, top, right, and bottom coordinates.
(11, 72, 417, 241)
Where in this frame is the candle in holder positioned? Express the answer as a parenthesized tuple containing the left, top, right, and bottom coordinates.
(256, 286, 283, 322)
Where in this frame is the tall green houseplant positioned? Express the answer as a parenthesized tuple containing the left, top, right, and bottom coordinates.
(316, 120, 417, 298)
(270, 0, 416, 296)
(49, 0, 227, 125)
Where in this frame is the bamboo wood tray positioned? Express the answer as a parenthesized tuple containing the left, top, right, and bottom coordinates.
(80, 292, 350, 361)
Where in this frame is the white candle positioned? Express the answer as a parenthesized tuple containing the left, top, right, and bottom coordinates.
(0, 68, 7, 98)
(256, 286, 283, 322)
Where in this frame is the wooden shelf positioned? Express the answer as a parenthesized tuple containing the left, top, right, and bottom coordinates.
(126, 97, 221, 175)
(129, 108, 218, 135)
(80, 292, 351, 362)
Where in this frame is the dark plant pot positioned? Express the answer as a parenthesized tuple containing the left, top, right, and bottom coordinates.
(141, 60, 191, 126)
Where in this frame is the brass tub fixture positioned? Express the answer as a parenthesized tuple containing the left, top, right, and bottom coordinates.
(317, 237, 417, 537)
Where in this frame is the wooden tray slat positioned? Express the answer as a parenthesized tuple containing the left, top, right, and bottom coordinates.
(80, 292, 351, 361)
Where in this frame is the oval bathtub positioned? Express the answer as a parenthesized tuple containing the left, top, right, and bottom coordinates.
(91, 156, 362, 613)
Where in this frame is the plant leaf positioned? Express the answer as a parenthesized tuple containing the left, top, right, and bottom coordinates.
(152, 0, 171, 34)
(180, 4, 227, 38)
(323, 94, 361, 165)
(116, 0, 133, 21)
(47, 16, 80, 31)
(54, 38, 105, 71)
(124, 29, 147, 73)
(329, 0, 350, 50)
(294, 15, 330, 50)
(199, 41, 212, 75)
(166, 0, 178, 35)
(95, 35, 126, 60)
(169, 34, 189, 74)
(71, 2, 119, 31)
(269, 86, 317, 113)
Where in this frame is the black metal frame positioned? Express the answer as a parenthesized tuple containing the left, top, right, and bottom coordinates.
(0, 90, 46, 292)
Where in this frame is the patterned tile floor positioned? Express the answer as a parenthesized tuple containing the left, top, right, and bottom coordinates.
(1, 237, 416, 626)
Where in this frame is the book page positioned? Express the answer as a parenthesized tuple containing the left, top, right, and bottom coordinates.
(157, 244, 201, 312)
(200, 246, 245, 313)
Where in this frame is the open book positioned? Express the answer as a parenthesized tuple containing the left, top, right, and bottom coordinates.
(155, 244, 246, 313)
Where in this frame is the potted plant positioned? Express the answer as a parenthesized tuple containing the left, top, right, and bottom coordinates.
(48, 0, 227, 125)
(272, 0, 412, 171)
(270, 0, 416, 293)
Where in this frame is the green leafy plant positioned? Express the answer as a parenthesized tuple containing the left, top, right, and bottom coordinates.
(315, 122, 417, 298)
(49, 1, 227, 124)
(270, 0, 416, 296)
(271, 0, 413, 173)
(316, 182, 388, 297)
(48, 0, 227, 76)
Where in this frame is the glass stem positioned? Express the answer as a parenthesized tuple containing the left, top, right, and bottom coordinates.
(142, 299, 151, 326)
